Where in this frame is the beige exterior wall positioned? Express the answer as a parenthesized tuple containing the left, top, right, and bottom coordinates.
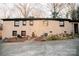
(2, 20, 73, 39)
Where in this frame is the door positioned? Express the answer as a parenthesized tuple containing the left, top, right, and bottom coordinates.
(74, 24, 78, 34)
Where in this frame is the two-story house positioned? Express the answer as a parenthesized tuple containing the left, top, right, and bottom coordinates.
(1, 18, 79, 39)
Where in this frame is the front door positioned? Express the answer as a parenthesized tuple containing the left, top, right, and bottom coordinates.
(74, 24, 78, 34)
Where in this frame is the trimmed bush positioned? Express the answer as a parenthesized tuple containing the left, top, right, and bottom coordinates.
(47, 34, 73, 41)
(47, 35, 61, 40)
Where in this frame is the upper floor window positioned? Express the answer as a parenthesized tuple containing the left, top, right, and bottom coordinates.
(29, 20, 34, 26)
(43, 20, 48, 26)
(14, 21, 19, 27)
(59, 21, 64, 27)
(22, 21, 26, 26)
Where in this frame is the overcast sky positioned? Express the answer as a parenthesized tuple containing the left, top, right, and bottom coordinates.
(0, 3, 49, 18)
(0, 3, 78, 19)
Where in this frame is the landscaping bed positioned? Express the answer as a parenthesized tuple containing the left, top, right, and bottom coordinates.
(2, 33, 75, 42)
(46, 34, 73, 41)
(3, 37, 28, 42)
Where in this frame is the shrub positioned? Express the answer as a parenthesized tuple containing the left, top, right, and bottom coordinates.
(47, 35, 61, 40)
(32, 32, 36, 38)
(47, 34, 73, 41)
(17, 34, 22, 38)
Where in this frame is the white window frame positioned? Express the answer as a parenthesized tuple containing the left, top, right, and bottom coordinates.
(59, 21, 64, 27)
(43, 20, 48, 26)
(14, 21, 19, 27)
(29, 20, 34, 26)
(23, 21, 26, 26)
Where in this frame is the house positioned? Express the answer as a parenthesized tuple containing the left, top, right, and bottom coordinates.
(1, 18, 79, 39)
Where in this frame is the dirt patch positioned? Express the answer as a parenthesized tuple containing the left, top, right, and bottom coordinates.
(3, 37, 28, 42)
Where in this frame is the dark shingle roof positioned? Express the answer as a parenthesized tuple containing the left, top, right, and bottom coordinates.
(69, 20, 79, 22)
(2, 18, 71, 21)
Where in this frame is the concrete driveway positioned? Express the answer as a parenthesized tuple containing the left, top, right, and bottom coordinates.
(0, 39, 79, 56)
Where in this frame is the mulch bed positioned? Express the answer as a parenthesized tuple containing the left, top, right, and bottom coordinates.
(3, 36, 47, 42)
(34, 36, 47, 41)
(3, 37, 28, 42)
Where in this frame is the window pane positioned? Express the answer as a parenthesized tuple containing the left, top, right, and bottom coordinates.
(23, 21, 26, 26)
(0, 24, 3, 30)
(44, 33, 48, 37)
(14, 21, 19, 27)
(29, 20, 34, 26)
(12, 31, 17, 36)
(59, 21, 64, 27)
(21, 31, 26, 36)
(43, 20, 48, 26)
(50, 31, 52, 33)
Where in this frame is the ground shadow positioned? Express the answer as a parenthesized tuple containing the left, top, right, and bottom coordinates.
(76, 40, 79, 56)
(0, 40, 3, 56)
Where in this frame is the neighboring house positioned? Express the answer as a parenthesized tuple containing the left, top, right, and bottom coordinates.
(1, 18, 79, 39)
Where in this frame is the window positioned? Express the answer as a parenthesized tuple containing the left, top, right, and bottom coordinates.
(0, 24, 3, 30)
(44, 33, 48, 37)
(14, 21, 19, 27)
(23, 21, 26, 26)
(12, 31, 17, 36)
(59, 21, 64, 27)
(50, 31, 52, 33)
(43, 20, 48, 26)
(64, 31, 67, 34)
(21, 31, 26, 36)
(29, 20, 34, 26)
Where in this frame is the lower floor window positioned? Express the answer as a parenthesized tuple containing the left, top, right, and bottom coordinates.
(44, 33, 48, 37)
(12, 31, 17, 36)
(21, 31, 26, 36)
(49, 31, 52, 33)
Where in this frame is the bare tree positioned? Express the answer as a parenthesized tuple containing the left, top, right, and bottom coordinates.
(66, 3, 75, 12)
(15, 3, 32, 18)
(31, 8, 46, 18)
(70, 6, 79, 20)
(65, 3, 76, 19)
(3, 8, 13, 18)
(31, 3, 47, 18)
(47, 3, 76, 19)
(47, 3, 65, 18)
(0, 3, 14, 18)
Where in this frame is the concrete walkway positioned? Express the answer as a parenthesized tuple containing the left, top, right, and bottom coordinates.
(0, 39, 79, 56)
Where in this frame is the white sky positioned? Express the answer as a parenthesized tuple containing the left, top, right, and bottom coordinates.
(0, 0, 78, 19)
(0, 3, 50, 18)
(0, 3, 78, 18)
(0, 0, 78, 3)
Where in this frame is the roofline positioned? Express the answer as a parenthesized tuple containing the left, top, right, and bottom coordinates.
(1, 18, 71, 21)
(69, 20, 79, 22)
